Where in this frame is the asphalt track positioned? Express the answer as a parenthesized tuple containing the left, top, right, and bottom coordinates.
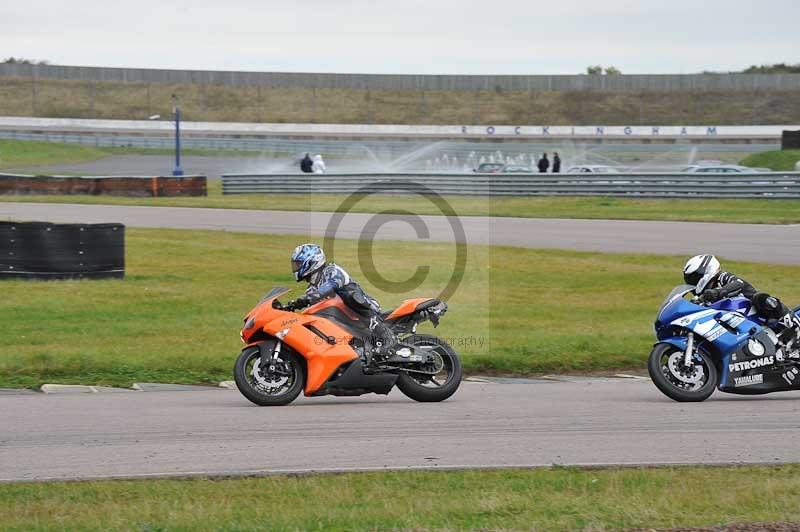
(2, 203, 800, 264)
(2, 379, 800, 482)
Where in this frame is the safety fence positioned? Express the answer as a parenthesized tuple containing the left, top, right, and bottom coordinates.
(221, 172, 800, 199)
(3, 64, 800, 91)
(0, 221, 125, 280)
(0, 174, 207, 197)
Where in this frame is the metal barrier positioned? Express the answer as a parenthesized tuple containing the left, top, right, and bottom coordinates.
(221, 172, 800, 199)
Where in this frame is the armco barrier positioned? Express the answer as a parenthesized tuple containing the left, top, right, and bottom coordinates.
(0, 221, 125, 280)
(0, 174, 207, 197)
(221, 172, 800, 199)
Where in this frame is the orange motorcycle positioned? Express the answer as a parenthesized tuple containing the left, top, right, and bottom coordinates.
(233, 287, 462, 406)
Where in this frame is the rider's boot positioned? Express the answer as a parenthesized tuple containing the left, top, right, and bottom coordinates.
(362, 317, 399, 371)
(371, 332, 399, 363)
(777, 313, 800, 359)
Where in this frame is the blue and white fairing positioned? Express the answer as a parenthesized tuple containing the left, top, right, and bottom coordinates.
(654, 285, 799, 394)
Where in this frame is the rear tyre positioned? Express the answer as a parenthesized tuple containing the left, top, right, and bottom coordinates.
(648, 343, 717, 402)
(234, 345, 305, 406)
(396, 334, 462, 402)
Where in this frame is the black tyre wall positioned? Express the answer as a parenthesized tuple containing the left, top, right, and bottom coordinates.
(0, 221, 124, 280)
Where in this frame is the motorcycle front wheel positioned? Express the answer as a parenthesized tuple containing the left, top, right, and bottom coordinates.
(648, 343, 718, 402)
(234, 345, 305, 406)
(395, 334, 462, 402)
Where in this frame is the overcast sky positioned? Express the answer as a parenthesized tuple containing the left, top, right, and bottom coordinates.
(3, 0, 798, 75)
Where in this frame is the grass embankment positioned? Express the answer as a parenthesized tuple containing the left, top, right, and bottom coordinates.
(740, 149, 800, 171)
(3, 75, 800, 124)
(2, 466, 799, 530)
(2, 229, 799, 388)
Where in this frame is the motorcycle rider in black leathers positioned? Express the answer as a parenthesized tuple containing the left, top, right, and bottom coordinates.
(287, 243, 400, 366)
(683, 254, 800, 357)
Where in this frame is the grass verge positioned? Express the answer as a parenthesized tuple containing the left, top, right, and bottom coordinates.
(739, 149, 800, 171)
(0, 139, 274, 171)
(4, 179, 800, 224)
(2, 228, 799, 388)
(1, 466, 799, 531)
(0, 139, 111, 170)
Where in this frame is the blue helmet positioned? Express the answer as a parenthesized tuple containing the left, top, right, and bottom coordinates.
(291, 243, 326, 282)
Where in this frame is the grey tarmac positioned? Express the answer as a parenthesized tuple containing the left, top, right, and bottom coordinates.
(2, 202, 800, 264)
(1, 380, 799, 482)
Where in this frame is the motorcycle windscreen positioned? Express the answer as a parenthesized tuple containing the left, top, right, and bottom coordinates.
(656, 285, 695, 323)
(258, 287, 290, 305)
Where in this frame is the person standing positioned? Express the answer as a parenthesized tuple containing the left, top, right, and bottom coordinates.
(300, 153, 313, 173)
(552, 152, 561, 173)
(537, 153, 550, 173)
(312, 154, 327, 174)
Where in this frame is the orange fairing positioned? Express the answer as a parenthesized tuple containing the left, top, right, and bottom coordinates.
(386, 298, 435, 320)
(304, 296, 361, 321)
(243, 294, 358, 396)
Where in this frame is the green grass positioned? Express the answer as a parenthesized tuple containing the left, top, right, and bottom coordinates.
(0, 139, 112, 170)
(1, 466, 799, 530)
(4, 178, 800, 224)
(740, 149, 800, 171)
(0, 139, 277, 171)
(2, 228, 799, 388)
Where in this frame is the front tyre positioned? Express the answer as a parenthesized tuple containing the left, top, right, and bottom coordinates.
(234, 345, 305, 406)
(396, 334, 462, 402)
(648, 343, 717, 402)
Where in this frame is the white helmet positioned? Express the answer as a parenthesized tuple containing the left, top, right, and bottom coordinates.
(683, 254, 720, 294)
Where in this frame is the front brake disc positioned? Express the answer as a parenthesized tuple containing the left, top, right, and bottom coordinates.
(667, 352, 705, 384)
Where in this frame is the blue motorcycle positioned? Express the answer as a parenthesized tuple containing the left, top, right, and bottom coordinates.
(649, 285, 800, 402)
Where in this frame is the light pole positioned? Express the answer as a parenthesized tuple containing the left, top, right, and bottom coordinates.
(172, 94, 183, 176)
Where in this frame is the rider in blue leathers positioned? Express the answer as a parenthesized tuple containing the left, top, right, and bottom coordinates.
(288, 243, 398, 364)
(684, 254, 800, 355)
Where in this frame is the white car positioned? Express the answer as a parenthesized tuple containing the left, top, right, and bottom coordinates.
(565, 165, 621, 174)
(684, 165, 767, 173)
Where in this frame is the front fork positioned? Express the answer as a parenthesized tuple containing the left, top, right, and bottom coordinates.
(258, 340, 282, 373)
(683, 332, 695, 367)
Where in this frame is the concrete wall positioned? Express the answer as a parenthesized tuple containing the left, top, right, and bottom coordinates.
(3, 63, 800, 91)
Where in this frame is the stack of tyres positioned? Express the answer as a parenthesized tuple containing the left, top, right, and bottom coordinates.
(0, 221, 125, 280)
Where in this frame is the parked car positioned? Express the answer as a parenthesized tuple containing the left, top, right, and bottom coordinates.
(473, 162, 505, 174)
(474, 163, 534, 173)
(565, 165, 621, 174)
(502, 165, 533, 173)
(684, 165, 767, 173)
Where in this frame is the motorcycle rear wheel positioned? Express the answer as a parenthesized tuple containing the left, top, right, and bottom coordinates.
(234, 346, 305, 406)
(648, 343, 717, 402)
(396, 334, 462, 402)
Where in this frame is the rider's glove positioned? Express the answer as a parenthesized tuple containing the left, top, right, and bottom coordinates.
(294, 295, 312, 309)
(702, 289, 721, 303)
